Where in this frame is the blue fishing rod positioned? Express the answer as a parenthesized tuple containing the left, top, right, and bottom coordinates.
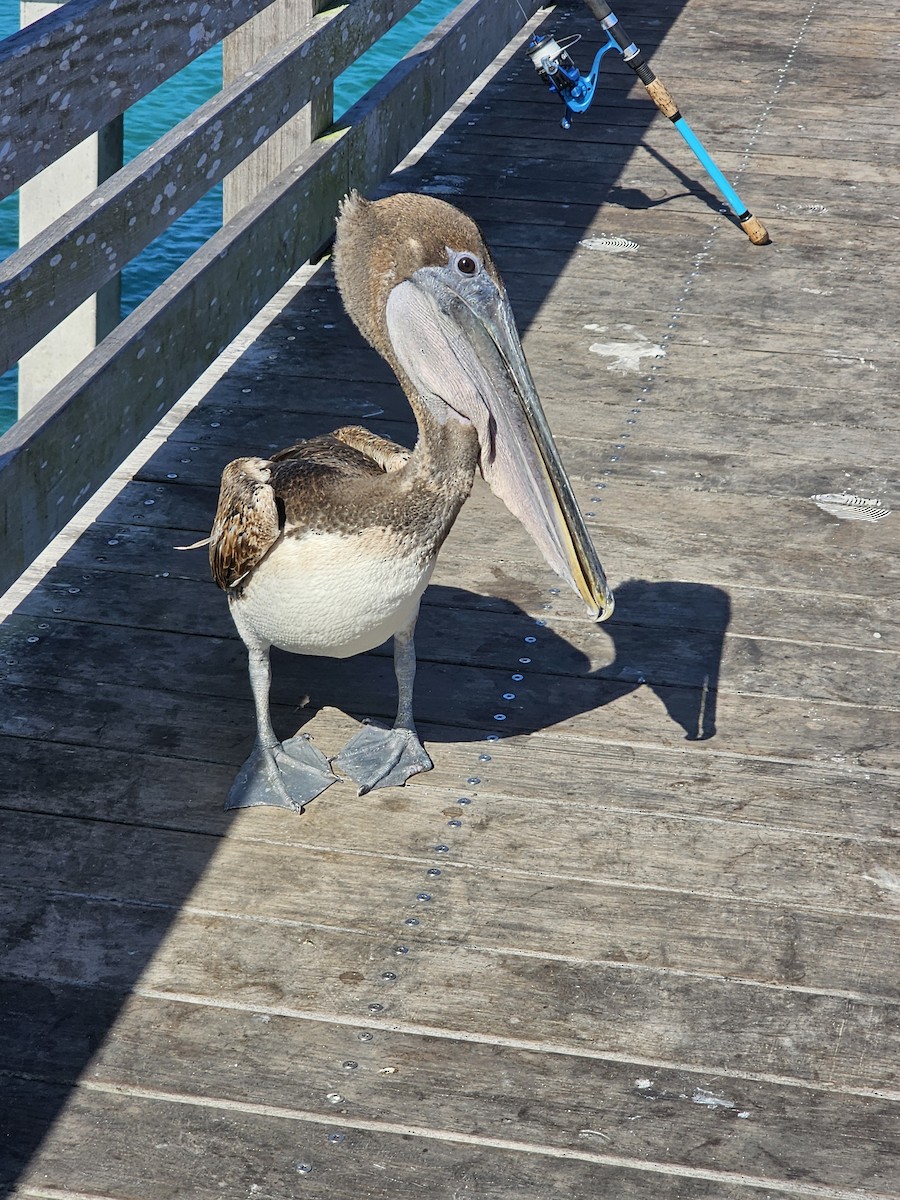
(527, 0, 770, 245)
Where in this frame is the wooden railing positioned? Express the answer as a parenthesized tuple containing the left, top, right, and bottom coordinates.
(0, 0, 541, 596)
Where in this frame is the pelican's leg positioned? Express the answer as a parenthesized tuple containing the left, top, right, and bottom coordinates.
(334, 612, 433, 796)
(226, 639, 337, 813)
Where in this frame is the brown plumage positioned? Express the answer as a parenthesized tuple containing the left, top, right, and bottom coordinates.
(209, 429, 411, 594)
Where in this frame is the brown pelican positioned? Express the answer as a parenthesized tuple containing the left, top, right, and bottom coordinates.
(208, 191, 614, 812)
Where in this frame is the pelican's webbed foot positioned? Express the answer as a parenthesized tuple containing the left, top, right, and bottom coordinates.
(334, 722, 433, 796)
(225, 734, 338, 813)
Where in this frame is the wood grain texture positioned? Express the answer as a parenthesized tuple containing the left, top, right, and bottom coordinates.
(2, 987, 898, 1195)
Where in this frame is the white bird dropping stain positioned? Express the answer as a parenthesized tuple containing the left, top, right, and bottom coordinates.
(586, 324, 665, 374)
(691, 1088, 735, 1110)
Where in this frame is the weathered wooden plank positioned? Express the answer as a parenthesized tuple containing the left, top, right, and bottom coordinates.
(124, 395, 896, 509)
(1, 621, 897, 770)
(464, 106, 900, 170)
(461, 100, 900, 158)
(492, 235, 900, 321)
(6, 1081, 829, 1200)
(3, 585, 897, 717)
(222, 0, 334, 220)
(16, 549, 900, 658)
(0, 720, 895, 844)
(25, 482, 890, 684)
(452, 188, 893, 250)
(556, 439, 897, 507)
(392, 143, 900, 230)
(0, 0, 541, 599)
(98, 354, 897, 509)
(70, 468, 900, 608)
(4, 887, 898, 1093)
(0, 0, 424, 373)
(2, 806, 898, 979)
(474, 85, 900, 135)
(117, 266, 898, 450)
(136, 397, 900, 496)
(0, 0, 280, 198)
(3, 984, 897, 1195)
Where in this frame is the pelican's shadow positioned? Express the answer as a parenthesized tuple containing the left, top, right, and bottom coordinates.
(271, 578, 731, 748)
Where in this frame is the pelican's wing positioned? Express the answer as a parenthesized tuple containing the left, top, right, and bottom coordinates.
(209, 457, 281, 592)
(332, 425, 411, 473)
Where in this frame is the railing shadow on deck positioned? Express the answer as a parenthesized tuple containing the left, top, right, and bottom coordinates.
(0, 0, 729, 1191)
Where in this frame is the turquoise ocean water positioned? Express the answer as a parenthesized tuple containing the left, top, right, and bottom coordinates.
(0, 0, 459, 432)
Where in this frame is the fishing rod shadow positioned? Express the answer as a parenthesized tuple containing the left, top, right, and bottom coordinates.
(640, 141, 740, 227)
(603, 181, 692, 212)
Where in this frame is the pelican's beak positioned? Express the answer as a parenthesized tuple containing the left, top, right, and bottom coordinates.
(386, 266, 615, 621)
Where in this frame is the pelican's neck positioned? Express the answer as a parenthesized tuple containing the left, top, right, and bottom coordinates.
(400, 384, 480, 547)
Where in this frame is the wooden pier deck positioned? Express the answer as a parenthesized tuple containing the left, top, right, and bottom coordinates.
(2, 0, 898, 1195)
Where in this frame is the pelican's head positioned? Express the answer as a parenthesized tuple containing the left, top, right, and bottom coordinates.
(333, 191, 614, 622)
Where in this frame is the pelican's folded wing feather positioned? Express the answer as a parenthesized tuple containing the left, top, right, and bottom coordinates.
(209, 457, 282, 592)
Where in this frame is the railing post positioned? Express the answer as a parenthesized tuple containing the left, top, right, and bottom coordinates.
(222, 0, 333, 221)
(16, 1, 124, 417)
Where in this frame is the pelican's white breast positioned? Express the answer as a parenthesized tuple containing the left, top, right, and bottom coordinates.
(229, 527, 434, 658)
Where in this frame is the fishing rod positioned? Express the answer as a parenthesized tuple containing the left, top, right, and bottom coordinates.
(526, 0, 770, 245)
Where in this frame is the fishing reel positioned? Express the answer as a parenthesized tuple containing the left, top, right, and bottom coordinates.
(526, 31, 618, 129)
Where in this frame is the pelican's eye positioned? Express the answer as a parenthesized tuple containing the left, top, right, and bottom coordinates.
(450, 250, 480, 277)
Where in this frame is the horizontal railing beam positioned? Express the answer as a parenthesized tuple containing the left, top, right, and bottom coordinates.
(0, 0, 421, 376)
(0, 0, 283, 199)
